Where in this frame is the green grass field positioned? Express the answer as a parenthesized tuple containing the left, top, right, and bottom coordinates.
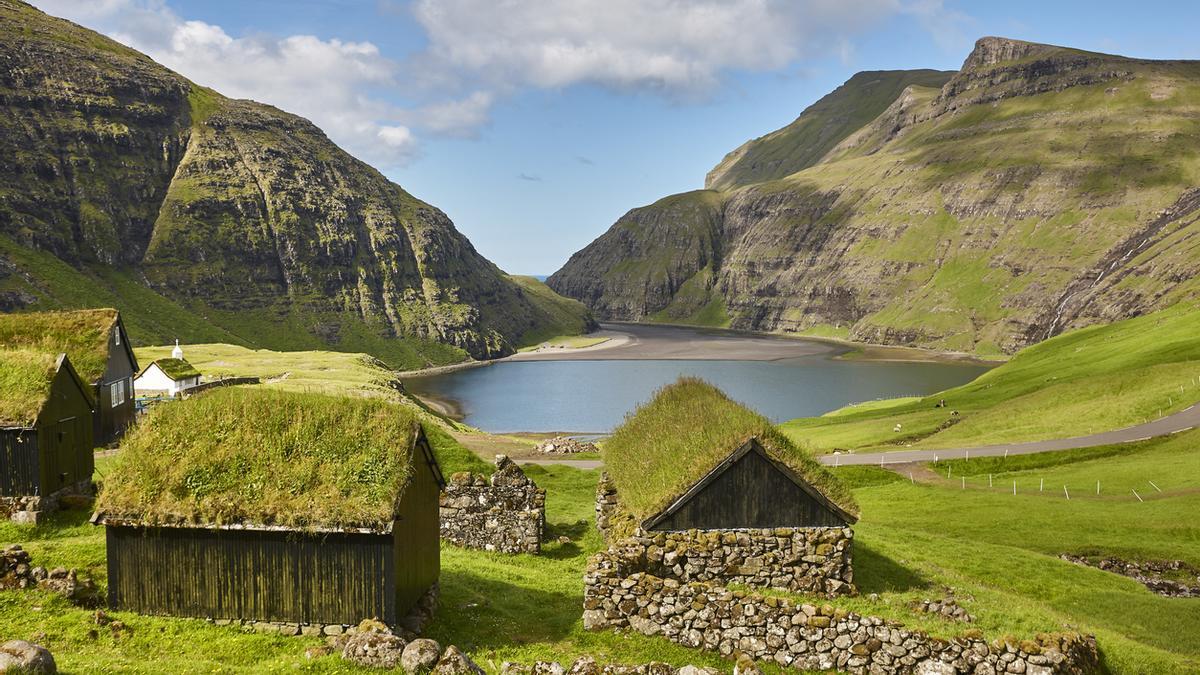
(783, 302, 1200, 452)
(5, 434, 1199, 673)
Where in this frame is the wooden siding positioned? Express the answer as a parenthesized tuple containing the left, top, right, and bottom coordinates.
(107, 526, 399, 625)
(0, 430, 38, 496)
(648, 448, 849, 531)
(37, 362, 95, 493)
(95, 320, 137, 445)
(392, 435, 442, 615)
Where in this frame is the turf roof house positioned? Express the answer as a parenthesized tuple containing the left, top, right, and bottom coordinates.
(0, 348, 95, 523)
(134, 343, 200, 396)
(92, 388, 445, 632)
(600, 379, 858, 595)
(0, 309, 138, 445)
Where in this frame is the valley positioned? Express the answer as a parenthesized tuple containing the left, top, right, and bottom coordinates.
(2, 2, 1200, 674)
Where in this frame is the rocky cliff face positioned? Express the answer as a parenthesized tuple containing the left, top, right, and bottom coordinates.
(550, 37, 1200, 355)
(0, 1, 591, 365)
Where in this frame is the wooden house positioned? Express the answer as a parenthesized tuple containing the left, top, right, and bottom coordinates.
(134, 358, 201, 397)
(92, 388, 444, 628)
(603, 377, 859, 533)
(0, 309, 139, 444)
(0, 349, 95, 522)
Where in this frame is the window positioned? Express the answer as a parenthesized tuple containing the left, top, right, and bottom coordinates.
(115, 329, 120, 346)
(110, 379, 126, 407)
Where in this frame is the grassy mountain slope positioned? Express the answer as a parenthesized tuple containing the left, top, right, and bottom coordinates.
(705, 69, 954, 191)
(782, 301, 1200, 451)
(550, 37, 1200, 356)
(0, 0, 592, 369)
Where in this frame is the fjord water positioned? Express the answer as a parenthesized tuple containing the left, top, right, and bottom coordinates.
(407, 354, 989, 434)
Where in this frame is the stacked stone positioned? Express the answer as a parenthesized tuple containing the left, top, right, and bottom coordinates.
(913, 598, 974, 623)
(440, 455, 545, 554)
(536, 436, 600, 454)
(595, 473, 620, 536)
(0, 545, 100, 605)
(583, 551, 1100, 674)
(338, 624, 484, 674)
(1, 480, 92, 524)
(501, 656, 721, 675)
(608, 528, 854, 597)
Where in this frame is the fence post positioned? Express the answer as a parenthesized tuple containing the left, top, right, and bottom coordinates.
(1064, 485, 1070, 500)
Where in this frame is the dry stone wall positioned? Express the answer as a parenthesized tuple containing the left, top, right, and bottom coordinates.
(440, 455, 545, 554)
(596, 472, 620, 536)
(626, 527, 854, 597)
(1, 480, 92, 524)
(583, 548, 1100, 674)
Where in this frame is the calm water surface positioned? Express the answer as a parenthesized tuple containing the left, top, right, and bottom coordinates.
(407, 356, 989, 433)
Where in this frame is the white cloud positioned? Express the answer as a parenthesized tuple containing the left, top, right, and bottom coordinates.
(31, 0, 958, 167)
(32, 0, 421, 167)
(411, 0, 906, 96)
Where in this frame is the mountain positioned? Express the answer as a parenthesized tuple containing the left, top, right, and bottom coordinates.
(549, 37, 1200, 356)
(0, 1, 592, 369)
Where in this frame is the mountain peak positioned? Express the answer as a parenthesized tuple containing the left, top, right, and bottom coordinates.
(960, 36, 1057, 70)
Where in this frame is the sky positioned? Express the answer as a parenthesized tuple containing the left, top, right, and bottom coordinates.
(30, 0, 1200, 275)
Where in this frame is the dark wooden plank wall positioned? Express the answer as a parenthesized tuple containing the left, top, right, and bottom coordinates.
(107, 526, 397, 625)
(0, 430, 39, 496)
(650, 450, 847, 531)
(392, 436, 442, 615)
(96, 322, 137, 445)
(39, 364, 95, 493)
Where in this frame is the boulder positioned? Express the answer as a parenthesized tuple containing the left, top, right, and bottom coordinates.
(433, 645, 485, 675)
(340, 620, 406, 669)
(0, 640, 56, 673)
(402, 638, 442, 673)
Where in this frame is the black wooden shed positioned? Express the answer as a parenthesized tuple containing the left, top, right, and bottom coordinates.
(643, 438, 857, 531)
(92, 388, 444, 628)
(0, 309, 139, 445)
(0, 349, 95, 521)
(602, 378, 859, 534)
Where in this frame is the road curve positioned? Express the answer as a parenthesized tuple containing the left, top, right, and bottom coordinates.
(514, 403, 1200, 470)
(818, 403, 1200, 466)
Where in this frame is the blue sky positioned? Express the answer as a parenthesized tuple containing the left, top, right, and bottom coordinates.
(34, 0, 1200, 275)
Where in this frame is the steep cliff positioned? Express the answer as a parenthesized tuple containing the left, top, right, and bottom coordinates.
(0, 1, 592, 368)
(550, 37, 1200, 356)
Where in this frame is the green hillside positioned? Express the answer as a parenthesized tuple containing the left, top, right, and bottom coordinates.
(783, 301, 1200, 451)
(550, 37, 1200, 356)
(0, 0, 592, 369)
(705, 69, 955, 191)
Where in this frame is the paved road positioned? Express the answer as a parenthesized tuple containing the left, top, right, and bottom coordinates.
(817, 402, 1200, 466)
(515, 402, 1200, 470)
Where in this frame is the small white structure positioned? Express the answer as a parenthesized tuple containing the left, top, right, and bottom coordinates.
(134, 344, 201, 397)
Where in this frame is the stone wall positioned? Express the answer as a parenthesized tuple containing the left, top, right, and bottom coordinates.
(620, 527, 854, 597)
(596, 472, 620, 536)
(0, 480, 92, 524)
(440, 455, 545, 554)
(583, 549, 1100, 674)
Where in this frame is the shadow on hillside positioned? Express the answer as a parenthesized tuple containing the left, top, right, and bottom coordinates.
(854, 541, 930, 594)
(429, 567, 581, 648)
(543, 518, 591, 559)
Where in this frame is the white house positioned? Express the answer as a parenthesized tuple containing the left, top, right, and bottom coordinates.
(134, 343, 201, 396)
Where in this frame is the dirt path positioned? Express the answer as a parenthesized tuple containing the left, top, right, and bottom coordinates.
(820, 403, 1200, 466)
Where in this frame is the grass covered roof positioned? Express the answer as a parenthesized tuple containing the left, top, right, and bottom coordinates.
(603, 378, 859, 522)
(148, 358, 201, 381)
(0, 348, 60, 427)
(96, 388, 424, 531)
(0, 309, 120, 386)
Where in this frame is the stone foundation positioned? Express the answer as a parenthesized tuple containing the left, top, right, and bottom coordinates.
(614, 527, 854, 597)
(0, 480, 92, 524)
(583, 551, 1099, 674)
(440, 456, 545, 554)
